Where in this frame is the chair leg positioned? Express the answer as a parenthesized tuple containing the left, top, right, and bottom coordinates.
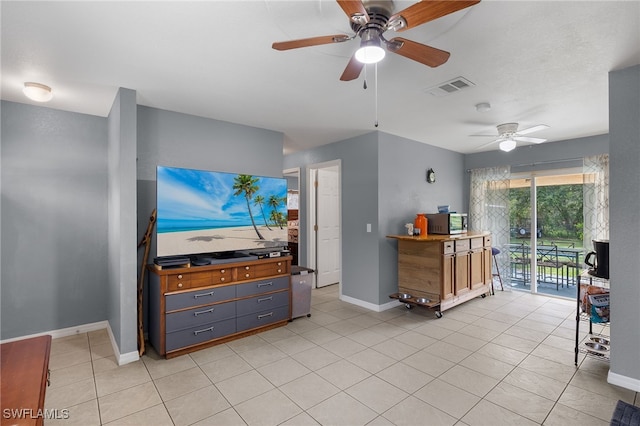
(493, 255, 504, 291)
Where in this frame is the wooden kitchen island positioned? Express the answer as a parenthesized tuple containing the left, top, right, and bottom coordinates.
(387, 232, 492, 317)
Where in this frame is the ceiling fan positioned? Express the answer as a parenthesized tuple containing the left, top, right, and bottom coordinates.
(272, 0, 480, 81)
(477, 123, 550, 152)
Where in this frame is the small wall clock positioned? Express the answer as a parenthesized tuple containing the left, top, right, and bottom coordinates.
(426, 168, 436, 183)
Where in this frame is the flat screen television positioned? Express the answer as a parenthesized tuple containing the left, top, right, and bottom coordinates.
(156, 166, 288, 258)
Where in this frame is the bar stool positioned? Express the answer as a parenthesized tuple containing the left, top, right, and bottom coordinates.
(491, 247, 504, 294)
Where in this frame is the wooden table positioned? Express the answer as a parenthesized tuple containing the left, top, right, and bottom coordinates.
(1, 335, 52, 426)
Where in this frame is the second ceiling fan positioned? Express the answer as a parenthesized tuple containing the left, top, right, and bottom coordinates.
(477, 123, 550, 152)
(272, 0, 480, 81)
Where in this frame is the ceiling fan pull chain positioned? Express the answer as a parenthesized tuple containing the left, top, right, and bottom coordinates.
(363, 65, 368, 90)
(374, 63, 379, 128)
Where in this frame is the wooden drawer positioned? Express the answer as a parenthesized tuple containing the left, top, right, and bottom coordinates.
(454, 239, 471, 252)
(236, 290, 289, 316)
(237, 261, 288, 280)
(212, 268, 232, 284)
(470, 237, 484, 249)
(236, 305, 290, 332)
(189, 271, 212, 288)
(443, 241, 454, 254)
(166, 285, 236, 312)
(168, 273, 190, 291)
(188, 269, 232, 288)
(166, 301, 236, 333)
(236, 276, 290, 298)
(255, 261, 288, 275)
(166, 318, 236, 352)
(484, 235, 492, 247)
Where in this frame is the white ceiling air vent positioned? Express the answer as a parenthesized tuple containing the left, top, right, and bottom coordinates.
(425, 77, 475, 97)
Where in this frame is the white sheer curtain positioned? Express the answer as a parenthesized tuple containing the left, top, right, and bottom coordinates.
(583, 154, 609, 249)
(469, 166, 511, 285)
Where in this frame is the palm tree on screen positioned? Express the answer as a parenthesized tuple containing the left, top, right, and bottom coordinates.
(270, 211, 287, 229)
(233, 174, 264, 240)
(268, 195, 287, 229)
(254, 195, 273, 231)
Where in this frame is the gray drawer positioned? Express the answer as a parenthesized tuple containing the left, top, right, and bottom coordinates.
(236, 276, 289, 298)
(166, 301, 236, 333)
(166, 285, 236, 312)
(236, 291, 289, 316)
(236, 305, 290, 332)
(165, 318, 236, 352)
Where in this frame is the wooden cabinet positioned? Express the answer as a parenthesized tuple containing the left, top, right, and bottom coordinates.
(388, 232, 492, 314)
(1, 336, 52, 426)
(442, 251, 455, 300)
(148, 257, 291, 358)
(454, 239, 471, 295)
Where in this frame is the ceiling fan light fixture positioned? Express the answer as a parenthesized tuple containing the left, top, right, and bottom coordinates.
(23, 82, 53, 102)
(355, 44, 386, 64)
(355, 29, 386, 64)
(499, 139, 517, 152)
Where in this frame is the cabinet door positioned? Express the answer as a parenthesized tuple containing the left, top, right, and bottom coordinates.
(469, 248, 485, 289)
(454, 252, 470, 295)
(442, 254, 454, 300)
(483, 247, 492, 285)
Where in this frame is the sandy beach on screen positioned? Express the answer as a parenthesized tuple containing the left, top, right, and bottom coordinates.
(157, 225, 288, 256)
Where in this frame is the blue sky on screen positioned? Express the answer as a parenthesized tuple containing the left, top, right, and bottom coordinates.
(157, 166, 286, 228)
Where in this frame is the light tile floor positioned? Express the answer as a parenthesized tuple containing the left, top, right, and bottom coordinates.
(44, 285, 638, 425)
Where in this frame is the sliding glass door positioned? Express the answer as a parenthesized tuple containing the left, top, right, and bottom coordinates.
(509, 170, 584, 298)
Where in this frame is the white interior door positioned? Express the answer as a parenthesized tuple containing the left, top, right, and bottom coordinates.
(315, 164, 341, 288)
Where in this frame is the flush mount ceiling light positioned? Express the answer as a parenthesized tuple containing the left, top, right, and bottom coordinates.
(355, 29, 386, 64)
(499, 138, 517, 152)
(23, 82, 53, 102)
(475, 102, 491, 113)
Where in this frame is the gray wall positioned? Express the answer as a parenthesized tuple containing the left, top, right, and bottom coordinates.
(1, 101, 109, 339)
(135, 106, 285, 335)
(107, 88, 138, 355)
(284, 131, 465, 305)
(136, 106, 285, 263)
(609, 65, 640, 385)
(379, 132, 465, 305)
(285, 132, 380, 304)
(1, 99, 285, 353)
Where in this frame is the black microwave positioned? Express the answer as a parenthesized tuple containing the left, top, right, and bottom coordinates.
(426, 213, 468, 235)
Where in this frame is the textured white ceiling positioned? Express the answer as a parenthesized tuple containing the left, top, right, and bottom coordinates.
(2, 1, 639, 154)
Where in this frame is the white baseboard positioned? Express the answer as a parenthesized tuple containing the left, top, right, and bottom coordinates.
(1, 321, 139, 366)
(608, 370, 640, 392)
(339, 294, 402, 312)
(104, 323, 139, 366)
(0, 320, 109, 343)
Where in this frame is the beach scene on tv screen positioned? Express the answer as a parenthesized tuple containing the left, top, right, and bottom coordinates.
(157, 166, 288, 257)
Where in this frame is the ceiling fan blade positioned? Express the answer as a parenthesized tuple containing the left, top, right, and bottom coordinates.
(272, 34, 350, 51)
(515, 136, 547, 144)
(387, 37, 450, 67)
(336, 0, 369, 24)
(476, 138, 502, 150)
(388, 0, 480, 32)
(517, 124, 550, 135)
(340, 55, 364, 81)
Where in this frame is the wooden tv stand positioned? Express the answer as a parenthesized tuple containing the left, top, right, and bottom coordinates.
(147, 256, 292, 358)
(1, 335, 52, 426)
